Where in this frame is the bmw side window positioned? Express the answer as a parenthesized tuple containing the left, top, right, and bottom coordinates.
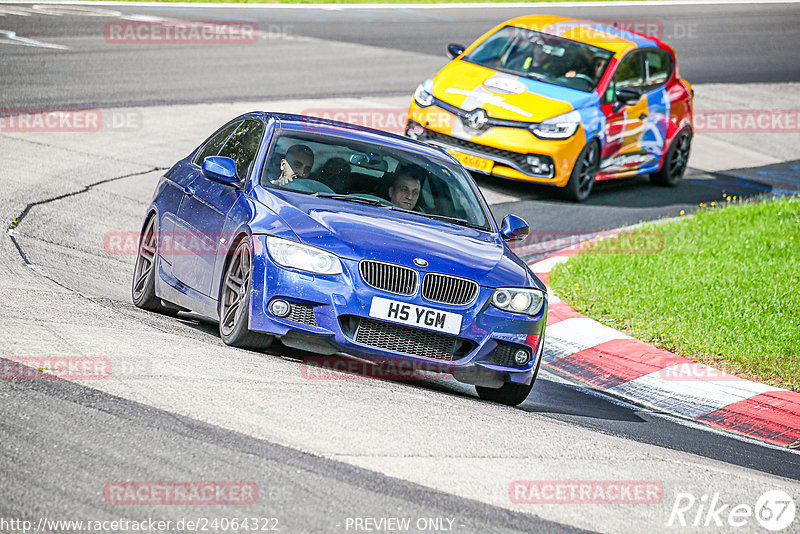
(193, 121, 241, 166)
(645, 51, 672, 90)
(218, 120, 265, 182)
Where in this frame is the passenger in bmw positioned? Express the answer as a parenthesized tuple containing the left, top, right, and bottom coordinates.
(269, 144, 315, 187)
(315, 157, 352, 193)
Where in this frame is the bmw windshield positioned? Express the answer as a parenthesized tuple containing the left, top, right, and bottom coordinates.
(464, 26, 614, 92)
(261, 130, 493, 231)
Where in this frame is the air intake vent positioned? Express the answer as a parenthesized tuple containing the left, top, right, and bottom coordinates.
(352, 318, 471, 361)
(287, 303, 317, 327)
(422, 273, 479, 305)
(359, 260, 418, 296)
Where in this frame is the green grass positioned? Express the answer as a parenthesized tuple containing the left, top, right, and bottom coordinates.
(549, 195, 800, 392)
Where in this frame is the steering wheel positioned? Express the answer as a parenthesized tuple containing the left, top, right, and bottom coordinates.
(555, 74, 594, 92)
(282, 179, 335, 194)
(349, 193, 393, 206)
(571, 73, 595, 85)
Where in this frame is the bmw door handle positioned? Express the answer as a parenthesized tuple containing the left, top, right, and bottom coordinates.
(186, 185, 196, 197)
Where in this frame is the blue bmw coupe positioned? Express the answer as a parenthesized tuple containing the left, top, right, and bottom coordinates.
(133, 113, 547, 405)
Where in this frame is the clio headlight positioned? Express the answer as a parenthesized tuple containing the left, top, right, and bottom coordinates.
(532, 110, 581, 139)
(413, 77, 435, 108)
(491, 288, 545, 316)
(266, 236, 342, 275)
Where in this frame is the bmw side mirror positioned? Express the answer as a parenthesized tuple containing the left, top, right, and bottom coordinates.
(613, 87, 641, 112)
(202, 156, 239, 185)
(500, 215, 529, 242)
(447, 43, 465, 59)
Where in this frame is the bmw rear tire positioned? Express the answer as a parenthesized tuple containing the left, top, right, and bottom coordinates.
(132, 215, 179, 315)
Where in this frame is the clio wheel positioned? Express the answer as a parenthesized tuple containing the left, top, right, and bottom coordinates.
(651, 129, 691, 187)
(563, 140, 600, 202)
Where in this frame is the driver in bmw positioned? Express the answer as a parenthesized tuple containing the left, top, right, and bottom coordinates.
(388, 163, 424, 210)
(270, 144, 315, 186)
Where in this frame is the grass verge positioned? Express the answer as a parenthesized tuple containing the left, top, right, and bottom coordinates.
(549, 195, 800, 392)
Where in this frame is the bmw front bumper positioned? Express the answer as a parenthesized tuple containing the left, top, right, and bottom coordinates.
(248, 235, 547, 388)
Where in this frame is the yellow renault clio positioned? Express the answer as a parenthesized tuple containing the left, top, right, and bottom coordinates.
(405, 15, 693, 201)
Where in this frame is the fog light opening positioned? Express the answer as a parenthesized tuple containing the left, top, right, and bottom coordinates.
(526, 154, 553, 176)
(269, 299, 291, 318)
(514, 349, 531, 366)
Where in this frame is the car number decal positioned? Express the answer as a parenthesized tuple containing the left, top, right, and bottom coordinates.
(448, 149, 494, 173)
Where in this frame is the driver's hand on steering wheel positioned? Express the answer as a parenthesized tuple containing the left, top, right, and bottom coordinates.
(270, 174, 296, 187)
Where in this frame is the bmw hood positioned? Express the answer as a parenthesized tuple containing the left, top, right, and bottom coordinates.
(432, 61, 597, 122)
(262, 192, 529, 288)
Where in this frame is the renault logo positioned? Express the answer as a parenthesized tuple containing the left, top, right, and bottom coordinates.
(465, 108, 488, 130)
(413, 258, 428, 267)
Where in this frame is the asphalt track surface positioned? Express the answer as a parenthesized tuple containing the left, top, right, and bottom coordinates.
(2, 1, 800, 230)
(1, 3, 800, 533)
(2, 2, 800, 109)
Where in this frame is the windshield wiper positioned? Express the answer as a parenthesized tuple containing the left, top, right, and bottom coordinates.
(317, 199, 486, 230)
(420, 212, 488, 231)
(313, 193, 386, 206)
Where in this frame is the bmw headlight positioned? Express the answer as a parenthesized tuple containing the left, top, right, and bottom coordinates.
(532, 110, 581, 139)
(266, 236, 342, 275)
(413, 77, 435, 108)
(491, 288, 545, 316)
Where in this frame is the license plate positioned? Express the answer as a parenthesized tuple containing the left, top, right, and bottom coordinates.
(369, 297, 462, 335)
(448, 149, 494, 173)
